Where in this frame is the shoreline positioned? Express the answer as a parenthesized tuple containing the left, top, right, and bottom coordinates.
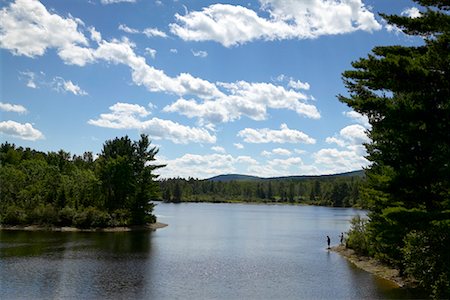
(0, 222, 168, 232)
(330, 245, 412, 288)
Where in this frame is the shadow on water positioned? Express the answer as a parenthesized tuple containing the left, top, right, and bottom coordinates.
(0, 230, 154, 299)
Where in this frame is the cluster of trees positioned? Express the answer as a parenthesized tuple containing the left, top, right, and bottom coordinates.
(0, 135, 163, 228)
(342, 1, 450, 298)
(159, 175, 365, 208)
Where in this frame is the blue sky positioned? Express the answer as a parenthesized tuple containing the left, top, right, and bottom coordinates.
(0, 0, 422, 178)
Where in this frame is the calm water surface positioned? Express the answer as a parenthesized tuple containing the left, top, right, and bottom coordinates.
(0, 203, 417, 299)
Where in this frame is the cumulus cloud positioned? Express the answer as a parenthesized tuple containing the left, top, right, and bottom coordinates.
(1, 0, 320, 126)
(0, 120, 44, 141)
(164, 81, 319, 125)
(261, 147, 292, 157)
(0, 0, 90, 60)
(234, 143, 244, 149)
(238, 123, 315, 144)
(170, 1, 381, 47)
(211, 146, 226, 153)
(143, 27, 168, 38)
(313, 148, 369, 173)
(145, 47, 157, 59)
(88, 102, 216, 144)
(402, 7, 421, 19)
(53, 77, 88, 95)
(0, 102, 27, 114)
(118, 24, 139, 34)
(344, 110, 370, 128)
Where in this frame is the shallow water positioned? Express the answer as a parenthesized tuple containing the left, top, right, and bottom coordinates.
(0, 202, 418, 299)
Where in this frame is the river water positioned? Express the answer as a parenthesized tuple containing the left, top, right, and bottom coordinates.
(0, 202, 417, 299)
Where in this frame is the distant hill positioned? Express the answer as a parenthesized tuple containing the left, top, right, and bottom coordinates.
(207, 170, 364, 182)
(207, 174, 262, 182)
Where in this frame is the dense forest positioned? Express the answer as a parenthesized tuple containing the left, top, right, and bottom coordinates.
(159, 172, 366, 207)
(0, 135, 163, 228)
(341, 0, 450, 298)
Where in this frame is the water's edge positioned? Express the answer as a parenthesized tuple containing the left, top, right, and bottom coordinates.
(0, 222, 168, 232)
(331, 245, 413, 288)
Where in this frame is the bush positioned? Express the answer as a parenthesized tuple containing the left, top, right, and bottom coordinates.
(109, 209, 130, 227)
(346, 215, 371, 256)
(73, 207, 111, 228)
(28, 204, 58, 225)
(58, 206, 76, 226)
(402, 221, 450, 299)
(1, 205, 27, 225)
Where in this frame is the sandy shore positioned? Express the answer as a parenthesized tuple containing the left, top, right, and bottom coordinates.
(331, 245, 411, 287)
(0, 222, 168, 232)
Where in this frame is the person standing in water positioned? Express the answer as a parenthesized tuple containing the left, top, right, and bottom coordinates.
(327, 235, 331, 249)
(340, 232, 344, 245)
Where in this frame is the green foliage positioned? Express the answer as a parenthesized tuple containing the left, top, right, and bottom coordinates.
(0, 135, 163, 228)
(159, 175, 365, 207)
(1, 205, 27, 225)
(403, 220, 450, 299)
(340, 1, 450, 297)
(58, 206, 77, 226)
(73, 207, 111, 228)
(346, 215, 372, 256)
(28, 204, 58, 225)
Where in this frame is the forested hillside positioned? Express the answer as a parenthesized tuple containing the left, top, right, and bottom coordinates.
(0, 135, 162, 228)
(159, 172, 366, 207)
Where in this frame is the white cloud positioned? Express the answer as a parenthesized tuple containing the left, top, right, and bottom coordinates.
(344, 110, 370, 128)
(261, 147, 292, 156)
(88, 102, 216, 144)
(2, 1, 320, 126)
(156, 153, 260, 179)
(52, 77, 88, 96)
(191, 49, 208, 58)
(170, 48, 178, 54)
(156, 153, 238, 178)
(211, 146, 226, 153)
(118, 24, 167, 38)
(0, 0, 89, 59)
(0, 120, 44, 141)
(402, 7, 421, 19)
(118, 24, 139, 34)
(101, 0, 136, 4)
(170, 1, 381, 47)
(0, 102, 27, 114)
(238, 123, 315, 144)
(234, 143, 244, 149)
(340, 124, 370, 145)
(143, 27, 168, 38)
(19, 71, 38, 88)
(89, 27, 102, 43)
(313, 148, 369, 173)
(145, 47, 157, 59)
(288, 79, 310, 91)
(164, 81, 320, 124)
(272, 147, 292, 156)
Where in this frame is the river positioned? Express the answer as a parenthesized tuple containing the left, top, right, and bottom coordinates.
(0, 202, 416, 299)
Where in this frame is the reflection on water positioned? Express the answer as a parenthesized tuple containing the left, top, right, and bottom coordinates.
(0, 231, 153, 299)
(0, 203, 421, 299)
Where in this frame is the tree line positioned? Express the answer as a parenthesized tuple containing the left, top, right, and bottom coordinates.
(0, 135, 163, 228)
(341, 1, 450, 298)
(159, 175, 366, 208)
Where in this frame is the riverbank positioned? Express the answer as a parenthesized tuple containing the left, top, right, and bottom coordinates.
(331, 245, 412, 288)
(0, 222, 168, 232)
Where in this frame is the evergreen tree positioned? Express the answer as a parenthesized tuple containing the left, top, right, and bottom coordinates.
(340, 1, 450, 297)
